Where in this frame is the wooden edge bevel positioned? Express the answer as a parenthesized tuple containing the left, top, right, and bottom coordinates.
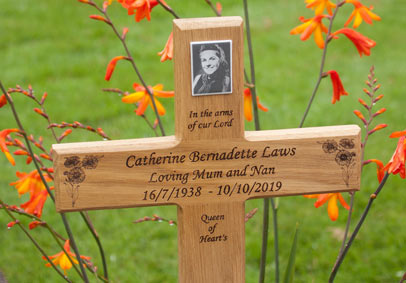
(173, 16, 243, 31)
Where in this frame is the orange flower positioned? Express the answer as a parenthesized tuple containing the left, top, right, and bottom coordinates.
(105, 56, 128, 81)
(216, 2, 222, 15)
(384, 133, 406, 179)
(331, 28, 376, 57)
(119, 0, 163, 22)
(304, 193, 350, 221)
(0, 94, 7, 108)
(21, 189, 50, 218)
(326, 70, 348, 104)
(305, 0, 336, 15)
(0, 129, 20, 165)
(13, 149, 32, 164)
(10, 170, 52, 217)
(122, 83, 174, 116)
(290, 15, 328, 49)
(29, 220, 45, 230)
(243, 88, 268, 122)
(58, 129, 73, 142)
(364, 159, 385, 183)
(344, 0, 381, 28)
(158, 32, 173, 62)
(353, 110, 367, 124)
(368, 123, 387, 135)
(89, 15, 110, 24)
(10, 170, 46, 196)
(43, 240, 91, 275)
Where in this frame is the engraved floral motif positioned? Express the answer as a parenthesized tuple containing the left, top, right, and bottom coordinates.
(335, 150, 356, 166)
(64, 167, 86, 184)
(82, 155, 100, 169)
(319, 138, 357, 187)
(63, 155, 103, 207)
(322, 140, 338, 153)
(339, 138, 355, 149)
(64, 156, 81, 168)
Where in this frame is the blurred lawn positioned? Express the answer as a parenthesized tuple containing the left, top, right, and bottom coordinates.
(0, 0, 405, 282)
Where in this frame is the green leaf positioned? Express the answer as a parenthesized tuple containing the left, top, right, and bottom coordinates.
(283, 222, 300, 283)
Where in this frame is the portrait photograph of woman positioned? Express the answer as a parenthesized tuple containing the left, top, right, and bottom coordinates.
(191, 40, 232, 96)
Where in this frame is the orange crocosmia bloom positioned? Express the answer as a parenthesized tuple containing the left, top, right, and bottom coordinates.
(158, 32, 173, 62)
(10, 170, 52, 197)
(13, 149, 32, 164)
(105, 56, 128, 81)
(119, 0, 163, 22)
(0, 129, 20, 165)
(384, 134, 406, 179)
(29, 220, 44, 230)
(21, 187, 53, 218)
(290, 15, 328, 49)
(122, 83, 174, 116)
(326, 70, 348, 104)
(304, 193, 350, 221)
(243, 88, 268, 122)
(305, 0, 336, 15)
(43, 240, 91, 275)
(344, 0, 381, 29)
(390, 130, 406, 138)
(10, 170, 52, 217)
(0, 94, 7, 108)
(331, 28, 376, 57)
(364, 159, 385, 183)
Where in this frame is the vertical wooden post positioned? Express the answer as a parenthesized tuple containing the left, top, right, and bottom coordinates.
(177, 201, 245, 283)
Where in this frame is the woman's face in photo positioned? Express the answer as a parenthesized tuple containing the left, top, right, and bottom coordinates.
(200, 50, 220, 75)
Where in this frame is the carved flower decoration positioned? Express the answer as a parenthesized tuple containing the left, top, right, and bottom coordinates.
(335, 150, 356, 166)
(64, 167, 86, 184)
(322, 140, 338, 153)
(82, 155, 100, 169)
(64, 156, 81, 168)
(339, 138, 355, 149)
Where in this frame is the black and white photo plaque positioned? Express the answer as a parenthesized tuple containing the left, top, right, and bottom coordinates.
(191, 40, 232, 96)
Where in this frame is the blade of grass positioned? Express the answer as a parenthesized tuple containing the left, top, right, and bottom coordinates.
(283, 223, 300, 283)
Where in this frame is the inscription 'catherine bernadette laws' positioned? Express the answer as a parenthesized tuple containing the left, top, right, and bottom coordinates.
(125, 146, 296, 168)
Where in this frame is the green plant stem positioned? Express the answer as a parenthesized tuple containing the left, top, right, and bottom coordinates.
(338, 191, 354, 257)
(258, 198, 269, 283)
(3, 203, 108, 282)
(204, 0, 221, 16)
(156, 0, 180, 18)
(100, 7, 166, 137)
(329, 173, 390, 282)
(299, 3, 342, 128)
(60, 214, 90, 282)
(1, 80, 90, 282)
(80, 211, 109, 280)
(400, 272, 406, 283)
(141, 114, 159, 137)
(1, 203, 86, 278)
(337, 66, 378, 259)
(0, 199, 72, 283)
(242, 1, 278, 281)
(243, 0, 260, 130)
(46, 108, 109, 280)
(271, 199, 279, 283)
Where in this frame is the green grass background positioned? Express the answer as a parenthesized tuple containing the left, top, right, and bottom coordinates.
(0, 0, 405, 282)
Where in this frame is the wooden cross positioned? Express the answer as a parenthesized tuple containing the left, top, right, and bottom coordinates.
(53, 17, 361, 283)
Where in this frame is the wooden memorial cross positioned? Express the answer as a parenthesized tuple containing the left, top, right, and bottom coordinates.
(53, 17, 361, 283)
